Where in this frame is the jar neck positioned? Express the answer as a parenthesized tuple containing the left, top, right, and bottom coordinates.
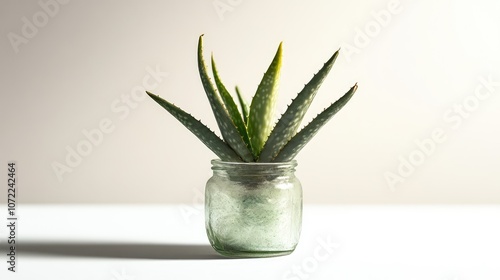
(211, 160, 297, 177)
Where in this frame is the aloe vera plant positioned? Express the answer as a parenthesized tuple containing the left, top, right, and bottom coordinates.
(147, 35, 357, 162)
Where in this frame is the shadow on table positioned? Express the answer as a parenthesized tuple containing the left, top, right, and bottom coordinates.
(16, 242, 226, 260)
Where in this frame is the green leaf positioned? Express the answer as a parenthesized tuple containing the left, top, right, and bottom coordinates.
(247, 42, 283, 158)
(146, 92, 242, 162)
(235, 86, 249, 125)
(259, 50, 340, 162)
(211, 55, 251, 151)
(197, 35, 254, 162)
(273, 84, 358, 162)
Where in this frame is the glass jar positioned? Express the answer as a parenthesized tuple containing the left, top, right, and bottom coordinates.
(205, 159, 302, 258)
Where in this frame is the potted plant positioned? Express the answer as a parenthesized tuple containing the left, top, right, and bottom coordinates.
(147, 35, 357, 257)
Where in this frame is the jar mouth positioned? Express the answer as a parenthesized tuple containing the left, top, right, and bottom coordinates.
(211, 159, 297, 174)
(211, 159, 297, 167)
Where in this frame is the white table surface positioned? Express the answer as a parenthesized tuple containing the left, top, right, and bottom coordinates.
(1, 204, 499, 280)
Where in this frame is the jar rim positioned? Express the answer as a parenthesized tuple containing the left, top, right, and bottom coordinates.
(211, 159, 297, 176)
(211, 159, 297, 168)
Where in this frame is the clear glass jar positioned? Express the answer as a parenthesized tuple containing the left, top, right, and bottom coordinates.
(205, 159, 302, 258)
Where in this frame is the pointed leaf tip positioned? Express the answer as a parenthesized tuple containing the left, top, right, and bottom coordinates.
(247, 42, 283, 157)
(145, 92, 242, 162)
(197, 36, 254, 162)
(211, 53, 252, 152)
(272, 84, 358, 162)
(258, 48, 341, 161)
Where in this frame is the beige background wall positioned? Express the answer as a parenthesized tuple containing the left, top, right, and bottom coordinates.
(1, 0, 499, 204)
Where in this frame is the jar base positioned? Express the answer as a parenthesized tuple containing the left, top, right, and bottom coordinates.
(211, 245, 296, 258)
